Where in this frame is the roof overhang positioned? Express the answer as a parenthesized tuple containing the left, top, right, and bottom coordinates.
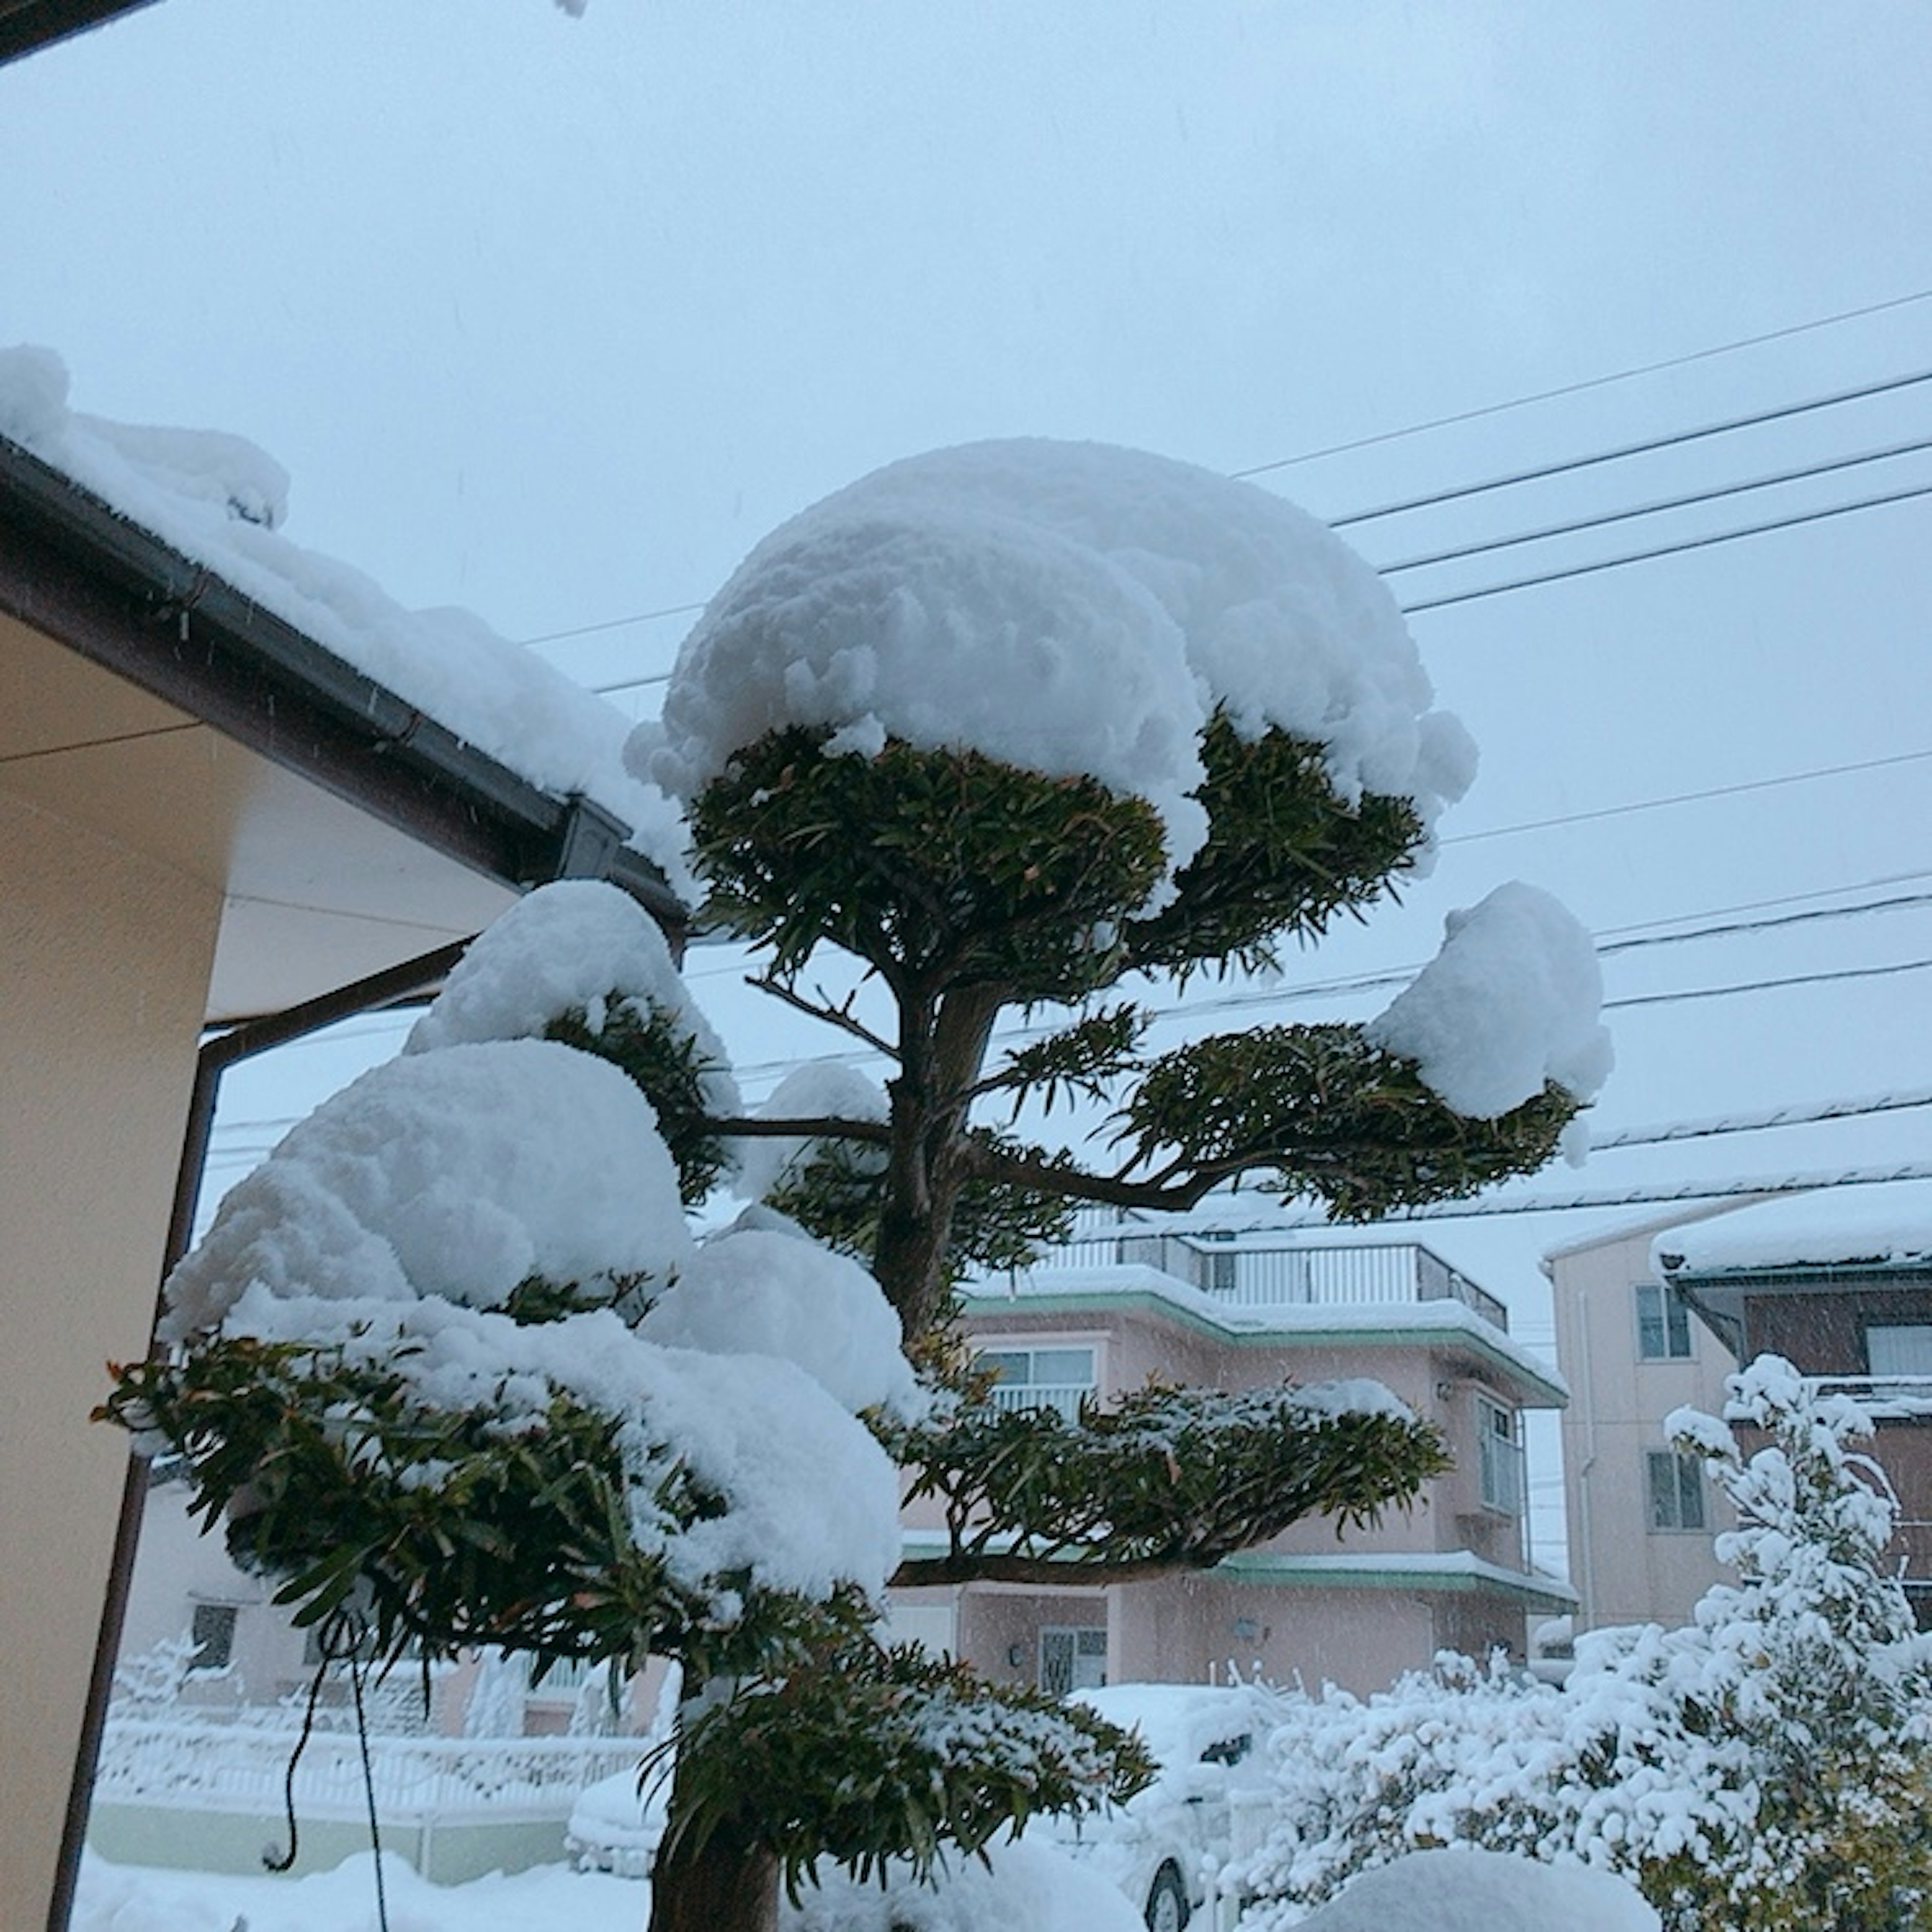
(0, 435, 685, 1022)
(0, 0, 154, 64)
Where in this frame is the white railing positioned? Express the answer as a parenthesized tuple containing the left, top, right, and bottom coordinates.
(996, 1216, 1510, 1332)
(95, 1719, 642, 1822)
(986, 1381, 1091, 1422)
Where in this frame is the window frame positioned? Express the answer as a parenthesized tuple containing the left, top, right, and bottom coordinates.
(1635, 1280, 1695, 1361)
(1646, 1447, 1707, 1532)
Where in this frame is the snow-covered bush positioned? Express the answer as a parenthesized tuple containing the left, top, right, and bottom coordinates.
(1231, 1357, 1932, 1930)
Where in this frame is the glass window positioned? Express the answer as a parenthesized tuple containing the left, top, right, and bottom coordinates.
(976, 1346, 1096, 1420)
(1478, 1398, 1524, 1514)
(1636, 1281, 1694, 1360)
(1647, 1449, 1706, 1531)
(188, 1601, 238, 1672)
(1868, 1325, 1932, 1377)
(1039, 1625, 1107, 1696)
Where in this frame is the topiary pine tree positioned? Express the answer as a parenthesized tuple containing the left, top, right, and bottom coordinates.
(105, 440, 1612, 1932)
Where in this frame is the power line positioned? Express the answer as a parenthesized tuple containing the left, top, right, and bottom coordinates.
(1227, 285, 1932, 479)
(1444, 749, 1932, 846)
(1376, 434, 1932, 577)
(531, 359, 1932, 685)
(1605, 954, 1932, 1011)
(1382, 1162, 1932, 1223)
(1588, 1088, 1932, 1152)
(518, 600, 707, 651)
(1330, 367, 1932, 528)
(1398, 476, 1932, 616)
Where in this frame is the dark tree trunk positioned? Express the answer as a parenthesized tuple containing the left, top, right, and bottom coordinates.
(648, 1820, 780, 1932)
(873, 983, 1002, 1336)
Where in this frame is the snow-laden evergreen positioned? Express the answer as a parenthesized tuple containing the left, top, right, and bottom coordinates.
(1228, 1357, 1932, 1930)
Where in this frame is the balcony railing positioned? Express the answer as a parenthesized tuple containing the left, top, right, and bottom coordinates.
(992, 1213, 1509, 1333)
(986, 1380, 1091, 1423)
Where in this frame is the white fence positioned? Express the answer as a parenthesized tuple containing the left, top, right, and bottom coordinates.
(96, 1718, 641, 1823)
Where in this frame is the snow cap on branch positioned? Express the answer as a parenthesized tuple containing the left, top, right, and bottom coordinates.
(159, 1039, 694, 1340)
(637, 438, 1475, 894)
(1364, 882, 1612, 1118)
(641, 1218, 923, 1420)
(405, 878, 739, 1120)
(731, 1059, 890, 1202)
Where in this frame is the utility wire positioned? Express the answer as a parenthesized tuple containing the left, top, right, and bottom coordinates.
(1444, 750, 1932, 845)
(1589, 1088, 1932, 1152)
(1329, 367, 1932, 528)
(1228, 286, 1932, 479)
(518, 601, 707, 651)
(537, 360, 1932, 683)
(1398, 476, 1932, 615)
(1376, 434, 1932, 576)
(1605, 954, 1932, 1011)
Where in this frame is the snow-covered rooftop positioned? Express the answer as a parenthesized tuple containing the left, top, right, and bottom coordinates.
(0, 344, 688, 893)
(1653, 1180, 1932, 1278)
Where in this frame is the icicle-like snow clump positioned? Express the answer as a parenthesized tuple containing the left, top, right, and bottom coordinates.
(638, 438, 1476, 891)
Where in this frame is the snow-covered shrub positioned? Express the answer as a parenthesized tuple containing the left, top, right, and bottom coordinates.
(1231, 1356, 1932, 1930)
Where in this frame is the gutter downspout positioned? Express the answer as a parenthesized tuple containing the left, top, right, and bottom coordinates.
(48, 939, 470, 1932)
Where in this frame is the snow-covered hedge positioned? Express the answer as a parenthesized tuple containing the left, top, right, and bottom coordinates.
(1230, 1357, 1932, 1931)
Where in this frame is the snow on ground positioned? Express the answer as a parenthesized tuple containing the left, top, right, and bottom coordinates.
(1291, 1847, 1657, 1931)
(0, 344, 687, 892)
(72, 1852, 649, 1932)
(636, 437, 1476, 892)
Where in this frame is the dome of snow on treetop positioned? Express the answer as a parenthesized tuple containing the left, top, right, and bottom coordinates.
(633, 438, 1477, 897)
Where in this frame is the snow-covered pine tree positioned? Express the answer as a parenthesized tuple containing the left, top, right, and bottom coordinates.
(107, 440, 1613, 1932)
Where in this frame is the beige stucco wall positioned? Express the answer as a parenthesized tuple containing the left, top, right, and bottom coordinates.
(0, 786, 220, 1931)
(1550, 1218, 1736, 1633)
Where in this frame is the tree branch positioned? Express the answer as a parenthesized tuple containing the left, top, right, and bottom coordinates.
(711, 1115, 895, 1146)
(747, 975, 899, 1060)
(953, 1137, 1249, 1213)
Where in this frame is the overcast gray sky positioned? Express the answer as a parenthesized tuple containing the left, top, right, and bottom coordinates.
(8, 2, 1932, 1452)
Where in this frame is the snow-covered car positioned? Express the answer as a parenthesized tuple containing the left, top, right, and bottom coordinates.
(1027, 1680, 1282, 1931)
(565, 1760, 672, 1878)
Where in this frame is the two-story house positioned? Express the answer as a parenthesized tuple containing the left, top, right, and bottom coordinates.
(1654, 1180, 1932, 1626)
(890, 1211, 1574, 1697)
(1545, 1207, 1740, 1635)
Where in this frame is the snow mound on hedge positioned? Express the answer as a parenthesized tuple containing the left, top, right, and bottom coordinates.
(1365, 882, 1612, 1117)
(1298, 1848, 1658, 1931)
(405, 878, 739, 1119)
(641, 1222, 922, 1419)
(160, 1039, 693, 1338)
(639, 438, 1475, 893)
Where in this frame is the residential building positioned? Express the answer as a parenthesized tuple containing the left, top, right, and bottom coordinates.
(890, 1211, 1574, 1697)
(1655, 1180, 1932, 1626)
(1544, 1208, 1740, 1635)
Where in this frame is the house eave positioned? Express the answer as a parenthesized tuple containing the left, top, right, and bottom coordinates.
(0, 0, 155, 64)
(0, 434, 686, 940)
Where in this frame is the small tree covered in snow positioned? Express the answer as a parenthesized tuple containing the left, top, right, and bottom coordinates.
(107, 441, 1613, 1932)
(1230, 1357, 1932, 1931)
